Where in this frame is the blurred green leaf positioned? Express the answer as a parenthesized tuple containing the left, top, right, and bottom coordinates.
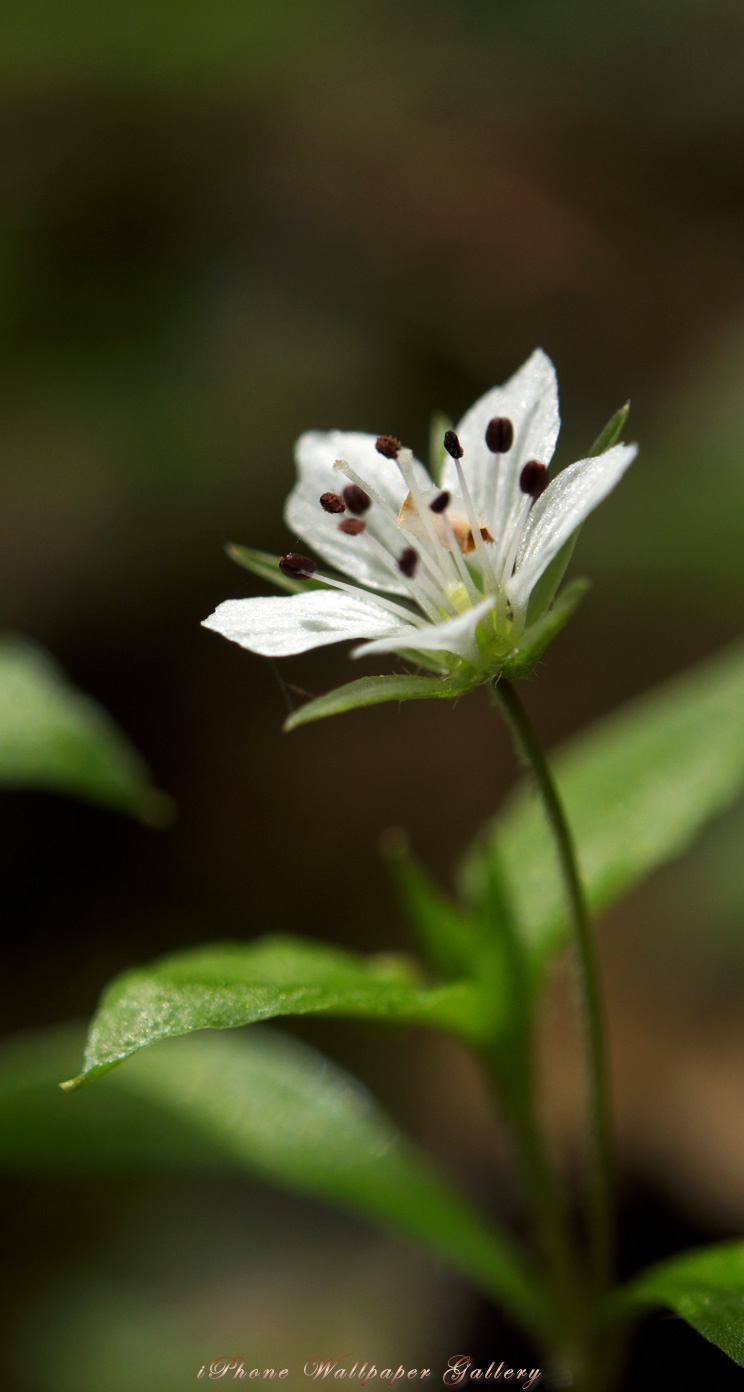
(0, 637, 172, 825)
(462, 640, 744, 988)
(284, 672, 477, 731)
(589, 401, 630, 457)
(2, 1024, 543, 1332)
(119, 1029, 543, 1332)
(0, 1025, 228, 1171)
(382, 828, 488, 982)
(225, 544, 325, 595)
(626, 1242, 744, 1368)
(503, 578, 590, 680)
(63, 935, 487, 1090)
(0, 0, 377, 94)
(580, 339, 744, 603)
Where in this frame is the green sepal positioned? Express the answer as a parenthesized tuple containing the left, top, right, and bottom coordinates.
(61, 935, 488, 1090)
(225, 543, 325, 595)
(501, 578, 591, 680)
(524, 536, 580, 628)
(589, 401, 630, 457)
(284, 671, 478, 731)
(624, 1241, 744, 1368)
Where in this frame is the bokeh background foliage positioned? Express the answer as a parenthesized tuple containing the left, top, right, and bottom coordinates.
(3, 0, 744, 1388)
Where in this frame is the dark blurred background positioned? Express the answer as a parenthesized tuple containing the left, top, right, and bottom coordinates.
(3, 1, 744, 1387)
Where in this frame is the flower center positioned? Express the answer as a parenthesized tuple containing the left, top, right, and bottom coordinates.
(305, 421, 549, 661)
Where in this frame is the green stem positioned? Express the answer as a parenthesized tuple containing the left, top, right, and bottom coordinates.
(495, 1043, 580, 1324)
(492, 678, 614, 1294)
(480, 857, 579, 1312)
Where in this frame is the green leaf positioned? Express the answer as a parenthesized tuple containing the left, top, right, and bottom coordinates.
(225, 543, 325, 595)
(118, 1030, 546, 1333)
(502, 578, 590, 680)
(626, 1241, 744, 1368)
(381, 828, 487, 981)
(62, 935, 487, 1090)
(0, 637, 172, 825)
(0, 1025, 229, 1172)
(589, 401, 630, 457)
(462, 640, 744, 988)
(284, 671, 477, 731)
(1, 1025, 544, 1332)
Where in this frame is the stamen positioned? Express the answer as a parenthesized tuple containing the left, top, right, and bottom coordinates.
(440, 513, 481, 605)
(308, 570, 423, 627)
(342, 484, 371, 515)
(334, 457, 386, 505)
(485, 417, 514, 454)
(500, 492, 534, 585)
(443, 429, 463, 459)
(320, 492, 346, 514)
(338, 518, 366, 535)
(279, 552, 317, 579)
(454, 458, 499, 593)
(500, 462, 549, 586)
(394, 448, 462, 592)
(520, 460, 549, 498)
(376, 435, 401, 459)
(361, 526, 447, 621)
(498, 392, 548, 558)
(398, 547, 418, 579)
(430, 490, 450, 514)
(485, 418, 515, 553)
(333, 456, 457, 604)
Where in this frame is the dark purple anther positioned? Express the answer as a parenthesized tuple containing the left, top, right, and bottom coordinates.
(519, 460, 549, 499)
(320, 492, 346, 514)
(375, 435, 401, 459)
(485, 417, 514, 453)
(398, 547, 418, 578)
(279, 552, 317, 579)
(342, 484, 371, 515)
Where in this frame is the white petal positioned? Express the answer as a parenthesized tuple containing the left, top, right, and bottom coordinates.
(352, 595, 496, 667)
(506, 442, 638, 612)
(441, 349, 561, 552)
(202, 591, 406, 658)
(285, 431, 432, 594)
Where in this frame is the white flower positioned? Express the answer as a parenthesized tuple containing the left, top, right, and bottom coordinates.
(203, 350, 636, 683)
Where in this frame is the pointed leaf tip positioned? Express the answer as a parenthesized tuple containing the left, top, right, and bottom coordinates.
(64, 934, 487, 1090)
(627, 1241, 744, 1368)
